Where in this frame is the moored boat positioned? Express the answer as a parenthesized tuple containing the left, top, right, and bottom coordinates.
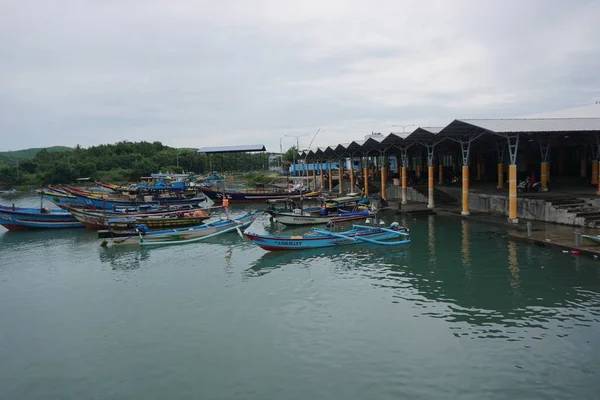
(243, 223, 410, 251)
(66, 206, 212, 229)
(0, 205, 83, 230)
(100, 210, 260, 247)
(268, 209, 374, 226)
(197, 186, 320, 203)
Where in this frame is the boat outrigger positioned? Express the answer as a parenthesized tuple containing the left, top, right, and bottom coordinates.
(243, 223, 410, 251)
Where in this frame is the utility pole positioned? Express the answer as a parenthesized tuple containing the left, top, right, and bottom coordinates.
(285, 133, 310, 175)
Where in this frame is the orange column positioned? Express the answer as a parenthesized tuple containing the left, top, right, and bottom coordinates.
(497, 163, 504, 189)
(438, 164, 444, 185)
(312, 167, 316, 191)
(541, 162, 549, 191)
(592, 160, 598, 185)
(509, 165, 518, 222)
(363, 165, 369, 196)
(350, 162, 355, 193)
(461, 166, 469, 215)
(427, 166, 434, 208)
(328, 163, 333, 191)
(401, 166, 407, 204)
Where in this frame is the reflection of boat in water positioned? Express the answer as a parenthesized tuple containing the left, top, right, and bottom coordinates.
(245, 242, 409, 277)
(98, 246, 151, 271)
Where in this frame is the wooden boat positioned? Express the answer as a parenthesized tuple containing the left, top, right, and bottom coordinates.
(244, 223, 410, 251)
(269, 209, 374, 226)
(0, 189, 17, 195)
(0, 204, 83, 230)
(66, 206, 212, 229)
(100, 211, 260, 247)
(63, 189, 207, 210)
(39, 187, 83, 207)
(265, 196, 374, 226)
(197, 186, 320, 203)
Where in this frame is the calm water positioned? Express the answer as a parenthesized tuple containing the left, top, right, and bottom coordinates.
(1, 195, 600, 399)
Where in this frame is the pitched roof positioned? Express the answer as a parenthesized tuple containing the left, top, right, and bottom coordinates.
(197, 144, 266, 153)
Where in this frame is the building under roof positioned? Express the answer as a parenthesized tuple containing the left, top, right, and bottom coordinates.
(197, 144, 266, 154)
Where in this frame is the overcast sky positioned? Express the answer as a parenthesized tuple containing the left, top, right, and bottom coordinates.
(1, 0, 599, 152)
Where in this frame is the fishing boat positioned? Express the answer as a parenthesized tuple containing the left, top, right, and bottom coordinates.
(39, 187, 83, 207)
(63, 189, 207, 210)
(66, 206, 212, 229)
(243, 223, 410, 251)
(197, 186, 320, 203)
(582, 234, 600, 244)
(269, 209, 374, 226)
(100, 211, 260, 247)
(0, 204, 82, 230)
(265, 196, 374, 226)
(0, 189, 17, 195)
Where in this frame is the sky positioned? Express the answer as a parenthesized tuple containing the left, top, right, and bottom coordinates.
(1, 0, 599, 153)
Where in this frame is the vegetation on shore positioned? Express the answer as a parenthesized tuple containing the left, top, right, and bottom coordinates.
(0, 141, 285, 189)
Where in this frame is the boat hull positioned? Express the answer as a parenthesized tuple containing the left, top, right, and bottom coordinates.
(0, 205, 83, 230)
(101, 211, 260, 246)
(269, 210, 373, 226)
(244, 227, 408, 251)
(198, 187, 320, 203)
(67, 207, 212, 229)
(66, 192, 207, 209)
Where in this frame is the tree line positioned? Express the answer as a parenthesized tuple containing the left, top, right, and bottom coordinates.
(0, 141, 291, 188)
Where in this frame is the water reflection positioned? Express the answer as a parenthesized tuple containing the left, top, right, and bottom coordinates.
(427, 215, 436, 264)
(365, 217, 600, 340)
(98, 246, 151, 271)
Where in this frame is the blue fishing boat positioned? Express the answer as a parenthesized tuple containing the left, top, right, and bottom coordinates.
(65, 190, 206, 209)
(100, 211, 260, 247)
(0, 205, 83, 230)
(243, 223, 410, 251)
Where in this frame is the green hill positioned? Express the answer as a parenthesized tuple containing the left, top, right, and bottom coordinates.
(0, 146, 72, 161)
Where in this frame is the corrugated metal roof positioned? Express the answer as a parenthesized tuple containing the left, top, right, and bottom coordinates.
(521, 103, 600, 118)
(439, 118, 600, 136)
(197, 144, 266, 153)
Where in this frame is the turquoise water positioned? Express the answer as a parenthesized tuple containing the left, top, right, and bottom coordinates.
(1, 195, 599, 399)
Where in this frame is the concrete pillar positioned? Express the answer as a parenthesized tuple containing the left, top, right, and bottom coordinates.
(401, 166, 407, 204)
(319, 163, 324, 189)
(427, 166, 434, 209)
(541, 161, 549, 191)
(328, 163, 333, 191)
(497, 163, 504, 189)
(338, 166, 343, 195)
(363, 165, 369, 196)
(380, 165, 387, 200)
(462, 166, 469, 216)
(509, 164, 518, 223)
(438, 164, 443, 185)
(592, 160, 598, 185)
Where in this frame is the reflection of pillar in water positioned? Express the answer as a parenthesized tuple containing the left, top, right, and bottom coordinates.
(461, 220, 470, 268)
(428, 215, 436, 263)
(508, 240, 519, 288)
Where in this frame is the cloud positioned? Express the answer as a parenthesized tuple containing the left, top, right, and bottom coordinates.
(1, 0, 599, 153)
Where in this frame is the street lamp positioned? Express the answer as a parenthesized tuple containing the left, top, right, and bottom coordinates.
(285, 133, 310, 175)
(392, 124, 415, 133)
